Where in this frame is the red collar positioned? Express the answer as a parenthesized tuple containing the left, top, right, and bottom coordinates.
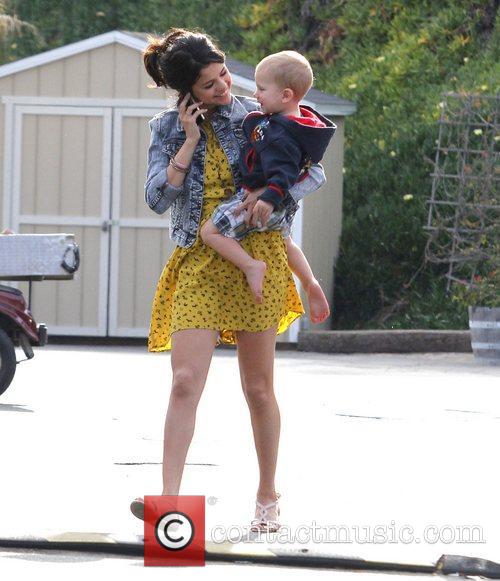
(285, 106, 326, 128)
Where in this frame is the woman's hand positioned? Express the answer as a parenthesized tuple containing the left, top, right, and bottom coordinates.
(249, 200, 274, 228)
(234, 187, 265, 224)
(178, 93, 207, 142)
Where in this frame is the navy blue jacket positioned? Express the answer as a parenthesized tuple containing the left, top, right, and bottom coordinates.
(239, 105, 336, 210)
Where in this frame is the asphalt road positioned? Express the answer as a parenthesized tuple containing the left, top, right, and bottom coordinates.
(0, 345, 498, 577)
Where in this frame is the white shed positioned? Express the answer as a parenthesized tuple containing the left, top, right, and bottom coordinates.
(0, 30, 356, 342)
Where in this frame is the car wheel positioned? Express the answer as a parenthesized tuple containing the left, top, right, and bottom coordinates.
(0, 328, 17, 396)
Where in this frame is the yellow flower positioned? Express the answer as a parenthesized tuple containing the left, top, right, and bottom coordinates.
(389, 150, 397, 157)
(473, 129, 483, 136)
(377, 139, 385, 151)
(348, 83, 357, 89)
(480, 84, 488, 91)
(375, 56, 385, 62)
(403, 194, 413, 201)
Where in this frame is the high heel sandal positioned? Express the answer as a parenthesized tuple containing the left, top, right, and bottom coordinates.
(250, 492, 281, 532)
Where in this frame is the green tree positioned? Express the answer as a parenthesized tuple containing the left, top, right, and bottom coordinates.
(0, 1, 44, 63)
(3, 0, 252, 57)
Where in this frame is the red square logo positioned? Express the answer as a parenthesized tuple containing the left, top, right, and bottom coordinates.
(143, 495, 205, 567)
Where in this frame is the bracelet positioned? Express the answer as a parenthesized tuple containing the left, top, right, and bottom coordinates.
(169, 157, 190, 174)
(173, 156, 190, 171)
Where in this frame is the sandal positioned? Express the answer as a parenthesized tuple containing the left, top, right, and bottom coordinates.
(250, 492, 281, 532)
(130, 497, 145, 521)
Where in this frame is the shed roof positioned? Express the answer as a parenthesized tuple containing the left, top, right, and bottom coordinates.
(0, 29, 356, 116)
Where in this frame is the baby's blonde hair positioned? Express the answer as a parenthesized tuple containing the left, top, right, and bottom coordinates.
(256, 51, 313, 100)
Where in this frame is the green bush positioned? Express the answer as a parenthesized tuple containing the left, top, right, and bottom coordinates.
(234, 0, 499, 329)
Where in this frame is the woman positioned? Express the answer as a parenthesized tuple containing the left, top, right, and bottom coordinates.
(130, 28, 321, 531)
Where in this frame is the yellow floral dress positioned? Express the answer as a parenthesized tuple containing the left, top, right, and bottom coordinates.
(148, 120, 304, 352)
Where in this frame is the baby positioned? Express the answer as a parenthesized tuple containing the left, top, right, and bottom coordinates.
(200, 50, 336, 324)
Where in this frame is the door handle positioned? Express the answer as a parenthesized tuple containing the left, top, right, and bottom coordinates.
(101, 220, 118, 232)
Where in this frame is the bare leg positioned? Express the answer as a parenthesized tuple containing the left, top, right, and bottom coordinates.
(162, 328, 219, 495)
(284, 236, 330, 324)
(236, 326, 280, 519)
(201, 218, 266, 304)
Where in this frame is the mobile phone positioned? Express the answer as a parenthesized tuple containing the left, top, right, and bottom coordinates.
(187, 96, 206, 126)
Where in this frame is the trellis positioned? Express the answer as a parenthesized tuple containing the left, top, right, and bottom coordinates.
(424, 92, 499, 291)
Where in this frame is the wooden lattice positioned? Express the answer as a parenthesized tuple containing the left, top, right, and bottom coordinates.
(425, 92, 500, 291)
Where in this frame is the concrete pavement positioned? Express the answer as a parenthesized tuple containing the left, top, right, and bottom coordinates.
(0, 345, 498, 575)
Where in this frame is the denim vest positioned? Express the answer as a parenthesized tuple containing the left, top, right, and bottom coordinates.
(144, 95, 326, 247)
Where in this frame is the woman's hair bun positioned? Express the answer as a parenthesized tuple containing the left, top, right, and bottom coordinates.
(142, 28, 225, 95)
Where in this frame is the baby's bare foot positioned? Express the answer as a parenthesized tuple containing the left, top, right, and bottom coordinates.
(306, 279, 330, 324)
(244, 260, 267, 304)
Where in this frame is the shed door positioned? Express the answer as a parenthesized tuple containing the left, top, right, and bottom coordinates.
(11, 105, 112, 336)
(108, 108, 174, 337)
(8, 104, 174, 338)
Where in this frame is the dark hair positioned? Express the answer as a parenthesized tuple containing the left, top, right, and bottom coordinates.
(143, 28, 225, 104)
